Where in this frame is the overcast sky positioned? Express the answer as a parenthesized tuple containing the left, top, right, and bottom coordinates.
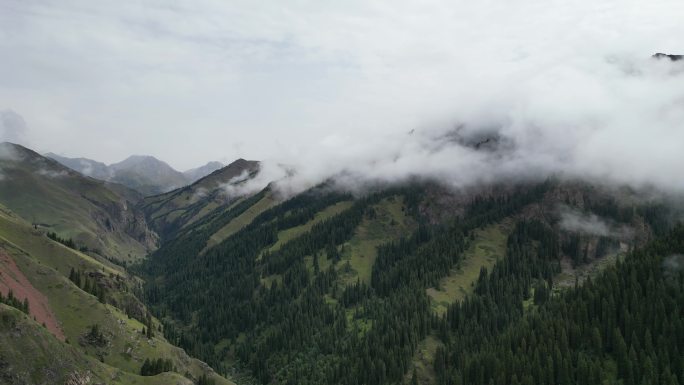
(1, 1, 683, 191)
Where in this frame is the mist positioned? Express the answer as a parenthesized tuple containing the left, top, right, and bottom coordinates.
(0, 110, 28, 146)
(1, 1, 684, 196)
(558, 205, 634, 240)
(239, 54, 684, 197)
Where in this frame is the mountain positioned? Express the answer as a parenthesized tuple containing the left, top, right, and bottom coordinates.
(140, 158, 261, 241)
(44, 152, 112, 180)
(4, 142, 684, 385)
(183, 161, 224, 182)
(109, 155, 188, 196)
(139, 178, 682, 385)
(46, 153, 225, 196)
(0, 202, 232, 385)
(0, 142, 157, 262)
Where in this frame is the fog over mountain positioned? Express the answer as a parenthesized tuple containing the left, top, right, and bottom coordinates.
(244, 54, 684, 196)
(1, 0, 683, 196)
(2, 3, 684, 385)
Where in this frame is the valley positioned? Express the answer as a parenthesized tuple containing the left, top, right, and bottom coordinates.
(2, 4, 682, 385)
(0, 141, 682, 385)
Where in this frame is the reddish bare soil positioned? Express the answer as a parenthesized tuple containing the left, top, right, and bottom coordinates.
(0, 249, 65, 340)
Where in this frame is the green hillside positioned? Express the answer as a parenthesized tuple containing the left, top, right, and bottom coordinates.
(426, 220, 511, 314)
(0, 304, 197, 385)
(2, 142, 680, 385)
(0, 204, 233, 385)
(0, 143, 157, 263)
(141, 158, 259, 240)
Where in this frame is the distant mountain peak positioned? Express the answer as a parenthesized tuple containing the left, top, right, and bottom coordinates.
(110, 154, 173, 169)
(183, 160, 225, 183)
(46, 151, 229, 196)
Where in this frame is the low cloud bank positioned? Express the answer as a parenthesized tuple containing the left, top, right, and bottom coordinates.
(234, 55, 684, 197)
(558, 206, 634, 239)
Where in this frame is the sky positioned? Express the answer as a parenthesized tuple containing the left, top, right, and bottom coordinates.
(1, 0, 683, 191)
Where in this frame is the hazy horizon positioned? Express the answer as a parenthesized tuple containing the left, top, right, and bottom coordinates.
(2, 0, 684, 193)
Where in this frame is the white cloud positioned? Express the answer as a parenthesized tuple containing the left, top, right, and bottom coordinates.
(558, 206, 634, 239)
(0, 109, 29, 145)
(35, 168, 69, 179)
(0, 0, 683, 194)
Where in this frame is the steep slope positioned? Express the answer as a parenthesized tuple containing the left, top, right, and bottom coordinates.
(0, 204, 233, 385)
(141, 179, 678, 385)
(110, 155, 189, 196)
(184, 161, 224, 182)
(141, 158, 260, 240)
(0, 142, 157, 262)
(0, 304, 196, 385)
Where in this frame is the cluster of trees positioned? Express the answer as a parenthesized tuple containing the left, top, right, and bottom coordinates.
(434, 223, 684, 385)
(141, 179, 681, 385)
(84, 324, 108, 347)
(68, 268, 106, 303)
(140, 357, 174, 376)
(143, 182, 552, 384)
(197, 374, 216, 385)
(372, 183, 550, 296)
(433, 219, 562, 383)
(46, 231, 88, 252)
(0, 289, 29, 315)
(46, 231, 76, 248)
(141, 312, 155, 339)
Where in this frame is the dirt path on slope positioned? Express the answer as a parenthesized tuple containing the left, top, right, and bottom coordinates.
(0, 249, 65, 340)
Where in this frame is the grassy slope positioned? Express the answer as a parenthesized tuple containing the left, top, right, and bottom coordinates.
(316, 196, 417, 338)
(141, 159, 259, 239)
(268, 201, 354, 254)
(337, 196, 416, 285)
(0, 304, 197, 385)
(204, 193, 278, 253)
(0, 146, 150, 262)
(259, 196, 415, 287)
(0, 169, 146, 261)
(143, 187, 224, 234)
(257, 201, 354, 287)
(403, 220, 511, 385)
(403, 335, 443, 385)
(0, 206, 232, 385)
(425, 219, 512, 315)
(0, 205, 120, 276)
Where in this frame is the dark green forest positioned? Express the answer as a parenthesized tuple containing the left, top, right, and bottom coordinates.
(141, 181, 683, 385)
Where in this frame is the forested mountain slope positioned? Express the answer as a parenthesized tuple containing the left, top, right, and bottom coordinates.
(141, 179, 678, 385)
(0, 142, 157, 263)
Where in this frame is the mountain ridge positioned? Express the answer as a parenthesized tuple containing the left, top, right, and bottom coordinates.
(140, 158, 260, 240)
(0, 142, 157, 262)
(46, 152, 226, 196)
